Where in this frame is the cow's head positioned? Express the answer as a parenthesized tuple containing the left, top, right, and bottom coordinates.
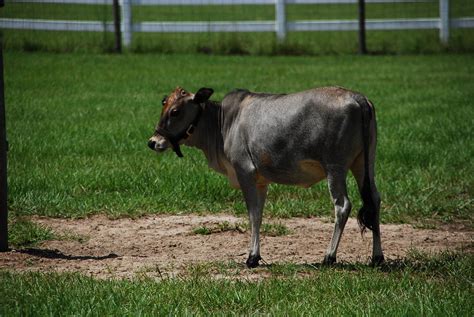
(148, 86, 214, 157)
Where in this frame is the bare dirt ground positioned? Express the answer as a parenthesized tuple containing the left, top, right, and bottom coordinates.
(0, 214, 472, 279)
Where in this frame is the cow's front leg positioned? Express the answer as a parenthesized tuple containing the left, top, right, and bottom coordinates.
(236, 171, 268, 268)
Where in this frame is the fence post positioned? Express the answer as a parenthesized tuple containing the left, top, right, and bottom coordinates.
(120, 0, 132, 48)
(0, 0, 8, 252)
(358, 0, 367, 54)
(275, 0, 286, 42)
(439, 0, 449, 45)
(113, 0, 122, 52)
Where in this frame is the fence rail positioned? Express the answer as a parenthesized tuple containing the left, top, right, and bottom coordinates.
(1, 0, 473, 48)
(1, 18, 115, 31)
(4, 0, 438, 4)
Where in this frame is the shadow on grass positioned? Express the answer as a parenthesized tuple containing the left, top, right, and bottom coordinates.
(17, 248, 119, 261)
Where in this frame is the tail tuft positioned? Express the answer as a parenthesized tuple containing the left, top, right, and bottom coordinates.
(357, 182, 377, 234)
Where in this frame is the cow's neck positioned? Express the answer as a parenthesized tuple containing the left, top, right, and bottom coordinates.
(184, 101, 227, 173)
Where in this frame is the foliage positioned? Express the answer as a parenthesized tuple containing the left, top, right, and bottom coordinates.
(193, 221, 290, 236)
(0, 251, 472, 315)
(8, 216, 55, 248)
(5, 52, 473, 225)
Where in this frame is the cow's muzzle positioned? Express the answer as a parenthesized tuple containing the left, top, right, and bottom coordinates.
(147, 140, 156, 150)
(148, 136, 168, 152)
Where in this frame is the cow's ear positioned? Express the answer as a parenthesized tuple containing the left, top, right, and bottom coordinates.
(194, 88, 213, 103)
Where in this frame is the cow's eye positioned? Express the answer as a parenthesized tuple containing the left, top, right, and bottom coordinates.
(161, 96, 167, 106)
(180, 90, 187, 97)
(170, 108, 180, 117)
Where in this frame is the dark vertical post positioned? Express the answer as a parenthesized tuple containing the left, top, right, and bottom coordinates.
(112, 0, 122, 53)
(0, 0, 9, 252)
(358, 0, 367, 54)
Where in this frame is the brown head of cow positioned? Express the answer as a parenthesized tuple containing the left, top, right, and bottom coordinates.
(148, 87, 213, 157)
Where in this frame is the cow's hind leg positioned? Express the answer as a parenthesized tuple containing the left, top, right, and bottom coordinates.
(351, 154, 384, 265)
(323, 167, 352, 265)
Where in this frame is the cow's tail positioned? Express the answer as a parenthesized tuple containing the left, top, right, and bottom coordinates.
(357, 97, 380, 234)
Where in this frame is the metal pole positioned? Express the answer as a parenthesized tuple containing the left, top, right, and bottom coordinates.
(358, 0, 367, 54)
(113, 0, 122, 53)
(275, 0, 286, 42)
(120, 0, 132, 48)
(439, 0, 449, 45)
(0, 0, 9, 252)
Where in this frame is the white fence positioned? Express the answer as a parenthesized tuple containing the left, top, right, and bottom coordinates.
(1, 0, 473, 48)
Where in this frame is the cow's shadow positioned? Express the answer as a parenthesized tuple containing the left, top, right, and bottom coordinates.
(17, 248, 119, 261)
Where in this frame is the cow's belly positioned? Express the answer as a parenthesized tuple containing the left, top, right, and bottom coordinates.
(216, 152, 327, 189)
(259, 159, 327, 188)
(296, 160, 327, 187)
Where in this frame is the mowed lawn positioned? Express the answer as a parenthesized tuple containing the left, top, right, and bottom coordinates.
(1, 252, 473, 316)
(1, 52, 473, 315)
(5, 52, 473, 223)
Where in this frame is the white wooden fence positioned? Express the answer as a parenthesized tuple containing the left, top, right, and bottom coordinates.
(1, 0, 473, 48)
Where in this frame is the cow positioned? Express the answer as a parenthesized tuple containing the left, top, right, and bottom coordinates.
(148, 86, 384, 268)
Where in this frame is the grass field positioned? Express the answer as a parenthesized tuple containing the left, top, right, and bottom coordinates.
(5, 52, 473, 223)
(1, 251, 472, 315)
(2, 51, 473, 315)
(2, 2, 451, 21)
(2, 1, 474, 54)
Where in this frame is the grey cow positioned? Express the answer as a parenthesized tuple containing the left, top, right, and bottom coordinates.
(148, 86, 384, 267)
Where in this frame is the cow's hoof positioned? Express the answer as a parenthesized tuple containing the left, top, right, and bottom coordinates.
(371, 255, 385, 267)
(246, 254, 261, 268)
(322, 255, 336, 266)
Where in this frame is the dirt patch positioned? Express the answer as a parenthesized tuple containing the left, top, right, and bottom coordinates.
(0, 214, 472, 279)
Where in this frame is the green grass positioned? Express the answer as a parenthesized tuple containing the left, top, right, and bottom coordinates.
(5, 52, 474, 224)
(193, 221, 246, 235)
(1, 251, 472, 315)
(3, 1, 473, 21)
(2, 48, 473, 315)
(193, 221, 290, 236)
(2, 1, 474, 54)
(8, 215, 89, 248)
(2, 2, 458, 21)
(8, 216, 55, 248)
(193, 226, 213, 235)
(261, 222, 290, 236)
